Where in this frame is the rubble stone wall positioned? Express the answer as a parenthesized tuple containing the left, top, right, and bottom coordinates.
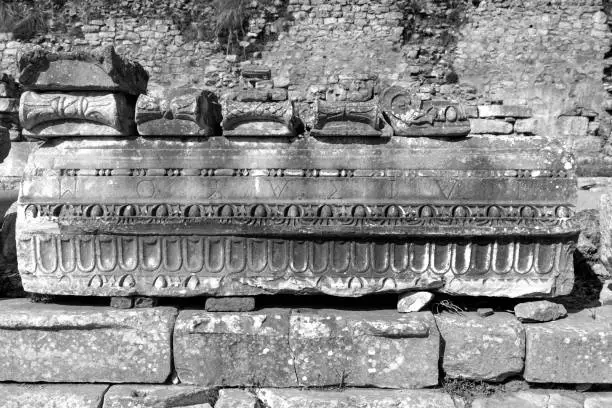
(0, 0, 611, 170)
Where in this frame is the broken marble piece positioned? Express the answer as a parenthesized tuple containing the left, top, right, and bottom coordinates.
(135, 88, 220, 136)
(102, 385, 216, 408)
(0, 384, 108, 408)
(524, 307, 612, 383)
(477, 105, 532, 118)
(469, 118, 514, 134)
(380, 86, 470, 137)
(327, 73, 376, 102)
(397, 291, 434, 312)
(0, 298, 177, 383)
(241, 64, 272, 86)
(18, 45, 148, 95)
(435, 312, 525, 381)
(514, 300, 567, 322)
(221, 99, 297, 136)
(215, 389, 259, 408)
(16, 136, 578, 298)
(290, 309, 439, 388)
(20, 91, 135, 137)
(477, 308, 494, 317)
(311, 99, 391, 137)
(256, 388, 456, 408)
(174, 309, 296, 387)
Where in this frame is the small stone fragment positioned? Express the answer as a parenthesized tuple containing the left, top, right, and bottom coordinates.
(110, 297, 134, 309)
(205, 296, 256, 312)
(600, 280, 612, 306)
(215, 389, 259, 408)
(514, 300, 567, 322)
(134, 297, 158, 308)
(514, 118, 538, 134)
(477, 308, 494, 317)
(397, 291, 434, 312)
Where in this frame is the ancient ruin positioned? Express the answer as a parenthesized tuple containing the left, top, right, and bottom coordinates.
(0, 0, 611, 405)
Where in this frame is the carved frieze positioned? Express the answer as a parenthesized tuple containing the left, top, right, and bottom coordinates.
(311, 99, 391, 137)
(20, 91, 134, 136)
(380, 86, 471, 137)
(16, 136, 578, 298)
(18, 45, 148, 95)
(135, 88, 221, 136)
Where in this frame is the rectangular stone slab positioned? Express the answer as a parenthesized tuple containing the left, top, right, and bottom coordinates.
(435, 312, 525, 381)
(16, 135, 578, 298)
(17, 46, 148, 95)
(0, 384, 109, 408)
(0, 298, 177, 383)
(102, 385, 217, 408)
(256, 389, 456, 408)
(174, 308, 297, 387)
(290, 309, 440, 388)
(523, 307, 612, 384)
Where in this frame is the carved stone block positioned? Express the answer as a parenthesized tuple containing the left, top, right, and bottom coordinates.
(0, 298, 177, 383)
(221, 100, 297, 136)
(16, 136, 577, 298)
(103, 385, 216, 408)
(311, 99, 390, 137)
(135, 88, 220, 136)
(327, 73, 376, 102)
(290, 309, 439, 388)
(20, 91, 135, 136)
(380, 86, 470, 137)
(18, 46, 148, 95)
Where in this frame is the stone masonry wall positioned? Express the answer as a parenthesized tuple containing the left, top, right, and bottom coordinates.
(0, 0, 611, 174)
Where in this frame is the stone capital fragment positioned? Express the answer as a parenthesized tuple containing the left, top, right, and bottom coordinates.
(136, 88, 221, 136)
(221, 100, 297, 136)
(18, 45, 148, 95)
(20, 91, 135, 136)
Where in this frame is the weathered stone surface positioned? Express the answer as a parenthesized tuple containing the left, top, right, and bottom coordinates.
(472, 391, 583, 408)
(110, 297, 134, 309)
(0, 384, 108, 408)
(435, 312, 524, 381)
(216, 389, 259, 408)
(0, 298, 177, 382)
(584, 393, 612, 408)
(0, 73, 19, 98)
(477, 308, 494, 317)
(174, 309, 296, 387)
(524, 307, 612, 383)
(16, 136, 577, 298)
(0, 98, 18, 113)
(291, 309, 439, 388)
(600, 193, 612, 271)
(600, 279, 612, 306)
(380, 87, 470, 137)
(205, 296, 256, 312)
(221, 100, 297, 136)
(514, 118, 538, 134)
(102, 385, 216, 408)
(135, 88, 220, 136)
(20, 91, 134, 136)
(397, 291, 434, 312)
(18, 46, 148, 95)
(469, 119, 513, 134)
(0, 141, 37, 191)
(312, 99, 390, 137)
(477, 105, 532, 118)
(514, 300, 567, 322)
(256, 388, 456, 408)
(557, 116, 589, 138)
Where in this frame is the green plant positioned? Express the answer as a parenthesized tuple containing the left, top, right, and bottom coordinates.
(213, 0, 250, 55)
(0, 1, 51, 40)
(442, 377, 499, 407)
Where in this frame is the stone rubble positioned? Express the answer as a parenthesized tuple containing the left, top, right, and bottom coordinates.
(514, 300, 568, 323)
(397, 291, 434, 313)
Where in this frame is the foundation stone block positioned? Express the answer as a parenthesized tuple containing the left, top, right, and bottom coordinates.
(102, 385, 217, 408)
(524, 307, 612, 384)
(0, 384, 108, 408)
(435, 312, 525, 381)
(469, 119, 513, 134)
(471, 391, 583, 408)
(0, 298, 177, 383)
(290, 309, 440, 388)
(255, 388, 456, 408)
(477, 105, 532, 118)
(216, 389, 259, 408)
(174, 308, 297, 387)
(585, 393, 612, 408)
